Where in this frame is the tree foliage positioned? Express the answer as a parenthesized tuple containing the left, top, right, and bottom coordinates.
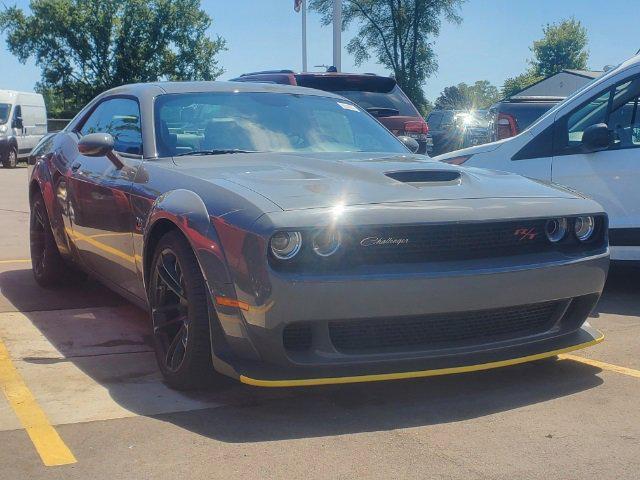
(309, 0, 464, 112)
(434, 80, 499, 110)
(501, 18, 588, 99)
(529, 18, 588, 77)
(501, 71, 543, 99)
(0, 0, 226, 117)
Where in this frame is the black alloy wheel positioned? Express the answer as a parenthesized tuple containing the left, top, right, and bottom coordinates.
(149, 231, 217, 390)
(30, 191, 69, 287)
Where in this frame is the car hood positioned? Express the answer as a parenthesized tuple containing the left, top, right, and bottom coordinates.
(173, 151, 576, 211)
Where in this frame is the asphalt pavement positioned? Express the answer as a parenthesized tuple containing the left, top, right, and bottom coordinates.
(0, 165, 638, 480)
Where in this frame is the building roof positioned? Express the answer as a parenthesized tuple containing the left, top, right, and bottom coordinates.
(562, 69, 603, 79)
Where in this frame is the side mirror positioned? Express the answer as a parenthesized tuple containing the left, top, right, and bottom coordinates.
(397, 135, 420, 153)
(13, 116, 23, 129)
(581, 123, 612, 152)
(78, 132, 124, 168)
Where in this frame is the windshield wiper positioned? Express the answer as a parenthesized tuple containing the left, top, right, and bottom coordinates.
(176, 149, 259, 156)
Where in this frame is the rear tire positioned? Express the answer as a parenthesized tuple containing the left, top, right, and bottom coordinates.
(148, 230, 221, 390)
(30, 191, 70, 287)
(2, 147, 17, 168)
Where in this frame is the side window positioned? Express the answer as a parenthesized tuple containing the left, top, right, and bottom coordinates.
(13, 105, 22, 127)
(79, 98, 142, 155)
(608, 78, 640, 148)
(566, 90, 610, 146)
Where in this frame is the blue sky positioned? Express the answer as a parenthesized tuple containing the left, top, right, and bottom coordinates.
(1, 0, 638, 102)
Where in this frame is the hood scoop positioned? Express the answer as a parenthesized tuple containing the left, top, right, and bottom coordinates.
(385, 170, 461, 184)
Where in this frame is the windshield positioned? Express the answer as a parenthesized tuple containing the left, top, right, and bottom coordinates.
(154, 92, 408, 157)
(332, 86, 418, 116)
(0, 104, 10, 125)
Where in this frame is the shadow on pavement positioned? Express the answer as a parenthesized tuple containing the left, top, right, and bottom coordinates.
(591, 263, 640, 317)
(0, 265, 615, 443)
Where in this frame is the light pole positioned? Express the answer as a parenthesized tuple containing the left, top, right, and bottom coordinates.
(302, 0, 308, 71)
(332, 0, 341, 71)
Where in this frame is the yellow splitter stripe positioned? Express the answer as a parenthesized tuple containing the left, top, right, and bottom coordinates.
(241, 333, 604, 387)
(0, 338, 76, 466)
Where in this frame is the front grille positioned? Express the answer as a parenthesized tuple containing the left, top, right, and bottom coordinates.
(348, 220, 551, 264)
(328, 301, 563, 353)
(270, 216, 606, 272)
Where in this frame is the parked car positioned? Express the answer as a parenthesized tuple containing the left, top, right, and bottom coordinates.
(29, 81, 608, 390)
(231, 70, 431, 154)
(0, 90, 47, 168)
(454, 110, 491, 148)
(488, 97, 559, 141)
(436, 54, 640, 262)
(425, 109, 463, 155)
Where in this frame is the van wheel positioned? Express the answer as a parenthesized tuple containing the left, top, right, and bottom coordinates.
(2, 147, 17, 168)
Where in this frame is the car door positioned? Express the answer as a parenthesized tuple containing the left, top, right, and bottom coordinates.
(11, 104, 26, 155)
(67, 97, 145, 298)
(552, 75, 640, 260)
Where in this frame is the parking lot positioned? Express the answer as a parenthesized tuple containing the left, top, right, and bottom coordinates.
(0, 166, 638, 479)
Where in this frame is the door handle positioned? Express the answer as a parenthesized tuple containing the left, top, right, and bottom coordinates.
(71, 162, 82, 172)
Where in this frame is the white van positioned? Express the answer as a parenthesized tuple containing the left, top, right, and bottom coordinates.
(436, 54, 640, 262)
(0, 90, 47, 168)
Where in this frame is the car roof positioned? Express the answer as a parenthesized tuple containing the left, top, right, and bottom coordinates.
(100, 80, 345, 99)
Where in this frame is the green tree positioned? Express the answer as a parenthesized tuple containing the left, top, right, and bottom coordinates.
(434, 80, 499, 110)
(501, 71, 543, 98)
(529, 18, 588, 77)
(309, 0, 465, 112)
(0, 0, 226, 117)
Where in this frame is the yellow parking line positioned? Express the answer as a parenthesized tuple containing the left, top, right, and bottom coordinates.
(0, 259, 31, 264)
(0, 337, 76, 466)
(559, 354, 640, 379)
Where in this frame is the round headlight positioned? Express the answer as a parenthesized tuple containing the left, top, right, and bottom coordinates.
(270, 231, 302, 260)
(545, 218, 568, 243)
(312, 229, 341, 257)
(574, 216, 595, 242)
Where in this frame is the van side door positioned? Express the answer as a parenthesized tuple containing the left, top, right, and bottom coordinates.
(552, 76, 640, 260)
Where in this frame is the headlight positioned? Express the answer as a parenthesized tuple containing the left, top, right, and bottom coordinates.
(0, 125, 6, 134)
(574, 216, 595, 242)
(312, 229, 341, 257)
(270, 231, 302, 260)
(545, 218, 568, 243)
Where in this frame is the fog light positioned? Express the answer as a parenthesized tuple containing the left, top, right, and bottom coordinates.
(574, 216, 595, 242)
(270, 231, 302, 260)
(312, 229, 341, 257)
(545, 218, 567, 243)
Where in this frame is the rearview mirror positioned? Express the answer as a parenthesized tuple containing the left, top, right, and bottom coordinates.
(581, 123, 612, 152)
(397, 135, 420, 153)
(13, 116, 23, 129)
(78, 132, 124, 168)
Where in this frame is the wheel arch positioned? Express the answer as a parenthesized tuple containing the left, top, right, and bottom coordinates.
(142, 189, 234, 293)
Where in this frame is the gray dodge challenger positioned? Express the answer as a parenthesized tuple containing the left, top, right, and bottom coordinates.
(27, 81, 609, 389)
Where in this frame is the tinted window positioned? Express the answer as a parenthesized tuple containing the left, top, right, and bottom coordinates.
(608, 78, 640, 148)
(427, 111, 443, 128)
(509, 103, 555, 132)
(331, 86, 418, 116)
(566, 91, 609, 145)
(0, 103, 10, 124)
(154, 92, 407, 157)
(80, 98, 142, 155)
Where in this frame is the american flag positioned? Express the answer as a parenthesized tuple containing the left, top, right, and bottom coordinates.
(294, 0, 302, 12)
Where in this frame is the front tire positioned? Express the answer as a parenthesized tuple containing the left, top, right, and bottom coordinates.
(148, 231, 219, 390)
(30, 191, 69, 287)
(2, 147, 17, 168)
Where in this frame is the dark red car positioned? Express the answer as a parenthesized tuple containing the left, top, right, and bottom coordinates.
(231, 70, 430, 154)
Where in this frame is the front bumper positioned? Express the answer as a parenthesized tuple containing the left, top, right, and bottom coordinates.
(209, 250, 609, 386)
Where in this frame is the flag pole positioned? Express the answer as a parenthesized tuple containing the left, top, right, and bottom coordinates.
(302, 0, 308, 72)
(332, 0, 341, 72)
